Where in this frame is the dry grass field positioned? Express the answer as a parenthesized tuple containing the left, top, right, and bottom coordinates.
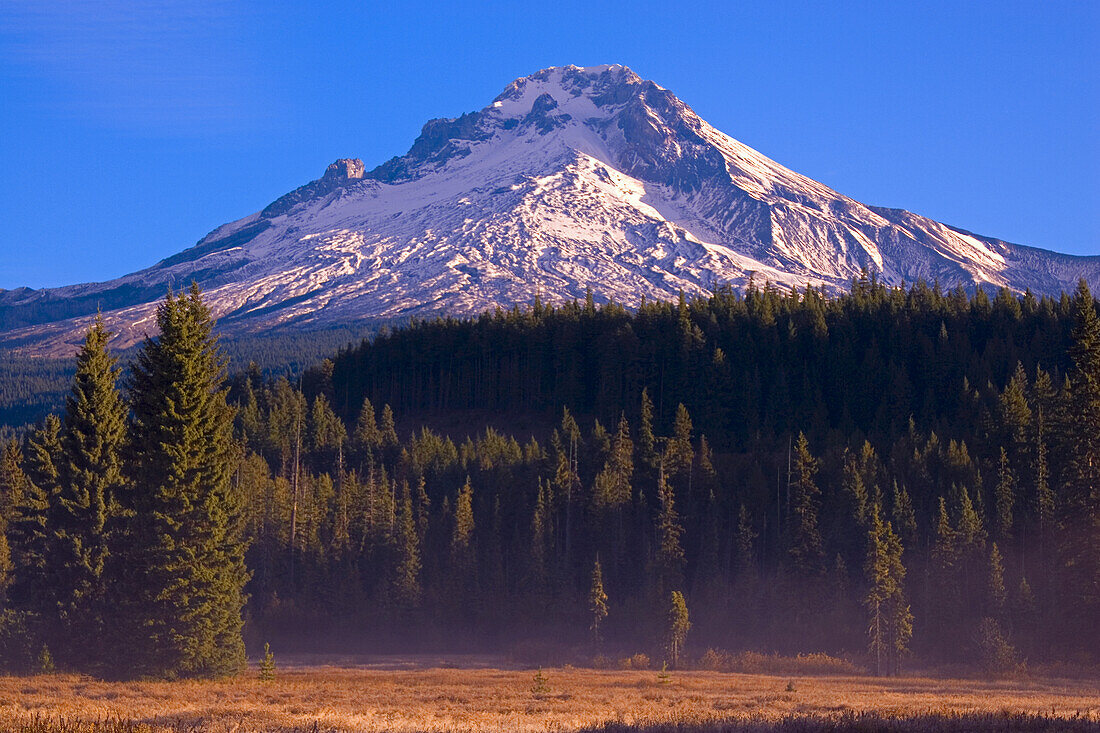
(1, 658, 1098, 732)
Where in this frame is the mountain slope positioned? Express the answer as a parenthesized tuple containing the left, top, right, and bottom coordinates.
(2, 64, 1097, 355)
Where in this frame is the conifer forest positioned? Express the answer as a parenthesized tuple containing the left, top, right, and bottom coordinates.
(2, 276, 1100, 679)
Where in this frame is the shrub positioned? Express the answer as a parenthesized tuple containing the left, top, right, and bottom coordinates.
(689, 649, 861, 675)
(591, 654, 613, 669)
(975, 617, 1018, 677)
(619, 653, 650, 670)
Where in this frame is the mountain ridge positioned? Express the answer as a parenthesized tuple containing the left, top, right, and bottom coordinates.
(3, 63, 1098, 355)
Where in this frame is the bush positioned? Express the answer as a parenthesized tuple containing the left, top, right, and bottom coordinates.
(975, 617, 1019, 677)
(692, 649, 862, 675)
(619, 653, 650, 670)
(591, 654, 613, 669)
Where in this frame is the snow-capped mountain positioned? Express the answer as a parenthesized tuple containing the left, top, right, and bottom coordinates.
(3, 64, 1098, 355)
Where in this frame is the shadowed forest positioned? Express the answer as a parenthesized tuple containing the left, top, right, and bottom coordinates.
(2, 276, 1100, 681)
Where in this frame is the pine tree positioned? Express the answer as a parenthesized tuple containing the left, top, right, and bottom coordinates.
(733, 504, 757, 581)
(789, 432, 824, 575)
(864, 506, 912, 675)
(450, 476, 476, 602)
(653, 463, 685, 598)
(993, 448, 1015, 542)
(1058, 280, 1100, 630)
(353, 397, 380, 452)
(988, 542, 1006, 617)
(638, 388, 657, 470)
(8, 416, 59, 624)
(0, 440, 25, 602)
(53, 315, 126, 670)
(589, 556, 608, 648)
(379, 404, 399, 448)
(663, 590, 691, 669)
(123, 286, 248, 678)
(665, 404, 694, 481)
(393, 480, 421, 608)
(864, 507, 893, 676)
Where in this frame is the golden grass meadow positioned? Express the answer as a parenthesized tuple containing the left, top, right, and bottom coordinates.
(2, 656, 1098, 732)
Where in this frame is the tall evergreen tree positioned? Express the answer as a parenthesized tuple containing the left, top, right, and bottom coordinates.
(993, 448, 1015, 543)
(8, 416, 59, 623)
(652, 464, 685, 598)
(123, 286, 248, 678)
(663, 590, 691, 668)
(53, 315, 126, 670)
(589, 556, 608, 648)
(789, 432, 824, 575)
(393, 480, 421, 608)
(1058, 281, 1100, 633)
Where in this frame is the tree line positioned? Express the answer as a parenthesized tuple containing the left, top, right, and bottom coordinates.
(1, 277, 1099, 677)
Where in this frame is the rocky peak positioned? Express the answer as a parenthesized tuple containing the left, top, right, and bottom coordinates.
(322, 158, 365, 181)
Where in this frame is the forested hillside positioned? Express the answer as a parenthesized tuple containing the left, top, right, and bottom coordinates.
(2, 277, 1099, 678)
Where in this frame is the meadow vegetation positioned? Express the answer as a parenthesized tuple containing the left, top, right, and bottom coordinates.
(1, 662, 1098, 732)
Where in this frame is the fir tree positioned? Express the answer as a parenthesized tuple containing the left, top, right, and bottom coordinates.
(993, 448, 1015, 542)
(353, 397, 380, 452)
(988, 542, 1006, 617)
(789, 432, 824, 575)
(638, 388, 657, 470)
(733, 504, 757, 581)
(1058, 281, 1100, 628)
(665, 404, 694, 481)
(53, 315, 126, 670)
(8, 416, 59, 623)
(123, 286, 248, 678)
(393, 480, 421, 608)
(663, 590, 691, 669)
(379, 404, 399, 448)
(864, 506, 912, 675)
(588, 556, 608, 648)
(653, 463, 685, 598)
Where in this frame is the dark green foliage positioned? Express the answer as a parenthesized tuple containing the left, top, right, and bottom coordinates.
(50, 315, 126, 670)
(123, 287, 248, 678)
(5, 280, 1100, 672)
(789, 433, 824, 576)
(589, 556, 608, 647)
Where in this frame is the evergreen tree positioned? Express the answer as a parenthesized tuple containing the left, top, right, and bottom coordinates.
(988, 542, 1006, 617)
(588, 556, 608, 648)
(353, 397, 380, 452)
(789, 432, 824, 575)
(665, 404, 694, 481)
(53, 315, 126, 670)
(637, 388, 657, 470)
(8, 416, 59, 623)
(0, 440, 25, 602)
(663, 590, 691, 668)
(123, 286, 248, 678)
(393, 480, 421, 608)
(993, 448, 1015, 542)
(652, 464, 685, 598)
(1058, 281, 1100, 632)
(733, 504, 757, 581)
(864, 506, 912, 675)
(379, 404, 399, 448)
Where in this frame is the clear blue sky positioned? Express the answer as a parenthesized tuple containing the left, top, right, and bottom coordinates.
(1, 0, 1096, 289)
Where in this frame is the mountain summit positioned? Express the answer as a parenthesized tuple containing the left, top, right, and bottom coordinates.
(3, 64, 1098, 353)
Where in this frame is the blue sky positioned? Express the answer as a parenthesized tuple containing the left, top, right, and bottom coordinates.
(0, 0, 1096, 289)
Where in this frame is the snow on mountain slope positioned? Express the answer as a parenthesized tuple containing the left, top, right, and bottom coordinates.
(2, 64, 1097, 355)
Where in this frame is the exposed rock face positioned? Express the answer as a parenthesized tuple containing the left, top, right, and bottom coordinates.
(1, 64, 1097, 356)
(324, 158, 365, 181)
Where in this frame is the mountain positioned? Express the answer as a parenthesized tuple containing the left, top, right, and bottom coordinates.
(2, 63, 1098, 355)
